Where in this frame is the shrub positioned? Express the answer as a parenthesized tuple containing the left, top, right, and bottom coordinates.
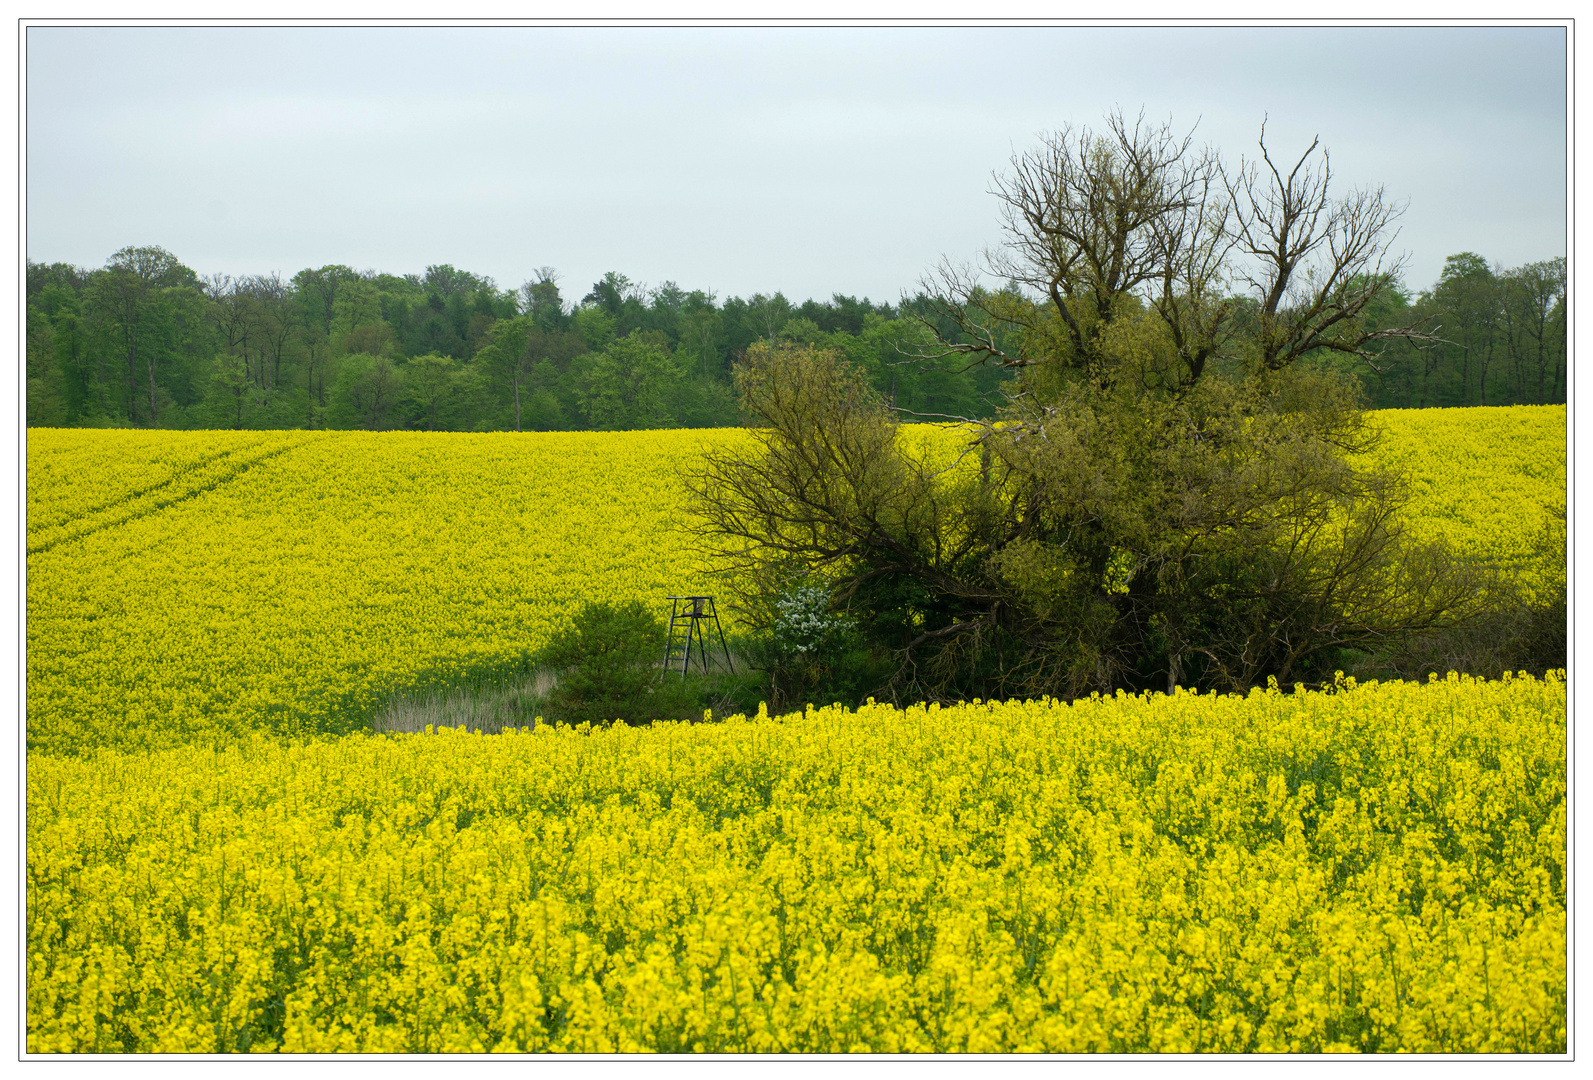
(737, 579, 889, 710)
(535, 600, 689, 725)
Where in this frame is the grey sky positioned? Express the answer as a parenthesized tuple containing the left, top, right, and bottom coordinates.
(25, 25, 1567, 306)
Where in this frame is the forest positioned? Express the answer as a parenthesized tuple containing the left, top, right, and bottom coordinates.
(24, 258, 1009, 432)
(24, 243, 1566, 434)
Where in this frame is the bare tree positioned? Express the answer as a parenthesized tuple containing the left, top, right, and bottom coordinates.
(992, 111, 1227, 381)
(914, 112, 1437, 392)
(1221, 123, 1435, 373)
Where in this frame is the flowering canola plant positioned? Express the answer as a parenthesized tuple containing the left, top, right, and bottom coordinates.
(28, 674, 1564, 1053)
(24, 407, 1564, 754)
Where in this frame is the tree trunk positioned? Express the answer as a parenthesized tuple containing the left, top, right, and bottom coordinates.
(126, 334, 140, 426)
(513, 371, 522, 432)
(1538, 334, 1547, 405)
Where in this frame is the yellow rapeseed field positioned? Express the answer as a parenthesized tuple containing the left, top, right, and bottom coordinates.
(24, 407, 1565, 754)
(28, 674, 1565, 1053)
(26, 428, 727, 752)
(1365, 406, 1567, 603)
(24, 408, 1567, 1054)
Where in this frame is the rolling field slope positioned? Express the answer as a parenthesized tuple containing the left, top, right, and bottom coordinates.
(25, 406, 1564, 753)
(24, 408, 1567, 1053)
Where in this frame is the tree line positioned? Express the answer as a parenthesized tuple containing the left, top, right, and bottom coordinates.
(26, 227, 1563, 436)
(1329, 251, 1566, 409)
(25, 256, 1014, 432)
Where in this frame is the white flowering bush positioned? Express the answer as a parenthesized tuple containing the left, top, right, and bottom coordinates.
(770, 583, 853, 655)
(739, 580, 878, 708)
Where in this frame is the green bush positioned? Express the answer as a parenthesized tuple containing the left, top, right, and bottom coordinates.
(534, 601, 678, 725)
(530, 599, 774, 725)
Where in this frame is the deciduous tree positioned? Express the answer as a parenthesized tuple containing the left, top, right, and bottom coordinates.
(691, 113, 1482, 704)
(577, 332, 680, 430)
(95, 245, 196, 425)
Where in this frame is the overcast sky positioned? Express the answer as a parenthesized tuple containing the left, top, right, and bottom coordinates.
(24, 25, 1568, 306)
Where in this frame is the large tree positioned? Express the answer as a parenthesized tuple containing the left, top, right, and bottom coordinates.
(577, 332, 681, 430)
(691, 112, 1480, 704)
(291, 264, 360, 342)
(1431, 252, 1499, 406)
(476, 315, 583, 432)
(1509, 257, 1567, 405)
(517, 267, 567, 330)
(93, 245, 197, 425)
(405, 352, 457, 431)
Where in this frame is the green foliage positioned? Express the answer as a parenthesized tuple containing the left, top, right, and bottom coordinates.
(325, 353, 404, 430)
(703, 341, 1490, 702)
(405, 352, 459, 431)
(577, 332, 682, 430)
(22, 245, 995, 434)
(1341, 255, 1566, 409)
(669, 375, 741, 429)
(534, 601, 684, 726)
(532, 600, 767, 726)
(735, 580, 888, 709)
(572, 305, 617, 355)
(24, 222, 1560, 438)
